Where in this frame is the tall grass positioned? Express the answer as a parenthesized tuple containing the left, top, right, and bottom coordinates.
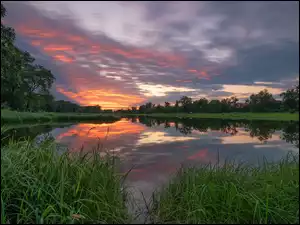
(151, 154, 299, 224)
(1, 139, 130, 224)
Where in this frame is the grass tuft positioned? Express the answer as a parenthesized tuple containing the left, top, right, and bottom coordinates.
(152, 153, 299, 224)
(1, 139, 130, 224)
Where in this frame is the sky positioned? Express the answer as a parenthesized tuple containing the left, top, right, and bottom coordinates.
(3, 1, 299, 109)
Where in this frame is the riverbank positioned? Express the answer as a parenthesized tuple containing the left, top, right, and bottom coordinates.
(152, 154, 299, 224)
(2, 110, 298, 124)
(1, 137, 299, 224)
(1, 140, 130, 224)
(130, 112, 299, 121)
(1, 109, 119, 124)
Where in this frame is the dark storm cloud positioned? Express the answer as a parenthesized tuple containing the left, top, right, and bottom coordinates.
(217, 42, 299, 84)
(2, 1, 299, 108)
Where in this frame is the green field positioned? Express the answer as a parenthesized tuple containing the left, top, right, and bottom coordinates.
(1, 110, 298, 124)
(152, 155, 299, 224)
(131, 112, 299, 121)
(1, 109, 119, 123)
(1, 139, 130, 224)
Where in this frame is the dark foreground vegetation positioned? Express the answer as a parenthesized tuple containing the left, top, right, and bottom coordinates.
(1, 135, 299, 224)
(1, 139, 129, 224)
(152, 154, 299, 224)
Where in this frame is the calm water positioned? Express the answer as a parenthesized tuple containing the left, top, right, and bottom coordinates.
(3, 117, 299, 220)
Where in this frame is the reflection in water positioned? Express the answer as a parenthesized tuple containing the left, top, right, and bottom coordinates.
(57, 120, 144, 140)
(136, 116, 299, 145)
(136, 131, 198, 146)
(220, 128, 281, 144)
(3, 117, 299, 215)
(55, 119, 145, 152)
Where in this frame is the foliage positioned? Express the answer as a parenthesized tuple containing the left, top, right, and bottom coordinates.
(121, 87, 298, 115)
(1, 4, 55, 111)
(280, 84, 299, 112)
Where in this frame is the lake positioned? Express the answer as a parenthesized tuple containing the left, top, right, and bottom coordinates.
(2, 116, 299, 220)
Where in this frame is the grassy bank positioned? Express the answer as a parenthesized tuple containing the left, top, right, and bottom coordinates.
(1, 140, 129, 224)
(130, 112, 299, 121)
(1, 109, 119, 124)
(2, 110, 298, 124)
(152, 155, 299, 224)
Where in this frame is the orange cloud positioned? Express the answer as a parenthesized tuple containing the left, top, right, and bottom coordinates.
(9, 14, 224, 109)
(56, 87, 145, 109)
(44, 45, 73, 52)
(13, 22, 210, 75)
(53, 54, 74, 63)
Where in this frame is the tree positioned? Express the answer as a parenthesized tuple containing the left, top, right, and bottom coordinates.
(21, 65, 55, 110)
(280, 85, 299, 112)
(221, 96, 239, 112)
(1, 4, 24, 108)
(131, 106, 137, 113)
(139, 104, 146, 113)
(179, 96, 193, 112)
(193, 98, 208, 112)
(247, 89, 277, 112)
(207, 99, 222, 113)
(1, 3, 56, 111)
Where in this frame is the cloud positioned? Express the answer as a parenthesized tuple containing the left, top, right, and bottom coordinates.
(2, 1, 299, 108)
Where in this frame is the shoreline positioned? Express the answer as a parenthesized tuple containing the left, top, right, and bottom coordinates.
(125, 112, 299, 121)
(1, 109, 120, 124)
(1, 110, 299, 123)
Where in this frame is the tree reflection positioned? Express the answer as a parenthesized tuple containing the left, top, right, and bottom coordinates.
(281, 122, 299, 147)
(245, 121, 279, 142)
(136, 116, 299, 147)
(1, 118, 120, 146)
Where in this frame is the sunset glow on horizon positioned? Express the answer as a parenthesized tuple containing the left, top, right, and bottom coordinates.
(3, 1, 298, 109)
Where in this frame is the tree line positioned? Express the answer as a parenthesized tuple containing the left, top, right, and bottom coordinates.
(117, 86, 299, 114)
(1, 4, 101, 114)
